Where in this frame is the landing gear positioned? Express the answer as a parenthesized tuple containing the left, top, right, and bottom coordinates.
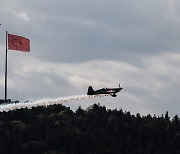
(110, 93, 117, 97)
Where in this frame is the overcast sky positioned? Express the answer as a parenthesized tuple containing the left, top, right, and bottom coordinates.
(1, 0, 180, 116)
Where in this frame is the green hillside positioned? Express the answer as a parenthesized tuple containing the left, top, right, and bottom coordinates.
(0, 103, 180, 154)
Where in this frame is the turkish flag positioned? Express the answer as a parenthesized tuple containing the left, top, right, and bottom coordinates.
(8, 34, 30, 52)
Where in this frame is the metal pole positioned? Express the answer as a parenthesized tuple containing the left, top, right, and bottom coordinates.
(5, 31, 8, 101)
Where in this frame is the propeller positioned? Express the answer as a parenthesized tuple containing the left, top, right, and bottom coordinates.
(119, 83, 123, 90)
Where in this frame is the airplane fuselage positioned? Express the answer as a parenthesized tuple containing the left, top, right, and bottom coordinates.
(87, 85, 123, 97)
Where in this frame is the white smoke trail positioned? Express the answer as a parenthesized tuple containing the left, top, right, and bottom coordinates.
(0, 94, 109, 112)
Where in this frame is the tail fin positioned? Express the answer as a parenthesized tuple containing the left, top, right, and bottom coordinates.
(87, 86, 94, 95)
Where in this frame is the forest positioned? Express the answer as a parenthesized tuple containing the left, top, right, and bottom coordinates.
(0, 102, 180, 154)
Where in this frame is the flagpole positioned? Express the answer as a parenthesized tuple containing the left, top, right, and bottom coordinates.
(5, 31, 8, 101)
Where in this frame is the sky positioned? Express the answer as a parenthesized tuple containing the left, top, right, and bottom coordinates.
(0, 0, 180, 117)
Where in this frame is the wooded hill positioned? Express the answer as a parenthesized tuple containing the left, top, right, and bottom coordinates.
(0, 103, 180, 154)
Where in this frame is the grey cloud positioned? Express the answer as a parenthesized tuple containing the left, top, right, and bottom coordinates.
(1, 0, 179, 63)
(1, 0, 180, 116)
(1, 52, 180, 116)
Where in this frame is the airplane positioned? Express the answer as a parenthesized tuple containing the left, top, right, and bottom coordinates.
(87, 84, 123, 97)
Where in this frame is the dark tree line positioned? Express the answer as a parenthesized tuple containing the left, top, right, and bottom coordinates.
(0, 103, 180, 154)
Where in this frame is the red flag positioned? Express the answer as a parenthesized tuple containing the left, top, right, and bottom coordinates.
(8, 34, 30, 52)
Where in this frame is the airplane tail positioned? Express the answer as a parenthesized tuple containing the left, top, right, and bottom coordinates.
(87, 86, 94, 95)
